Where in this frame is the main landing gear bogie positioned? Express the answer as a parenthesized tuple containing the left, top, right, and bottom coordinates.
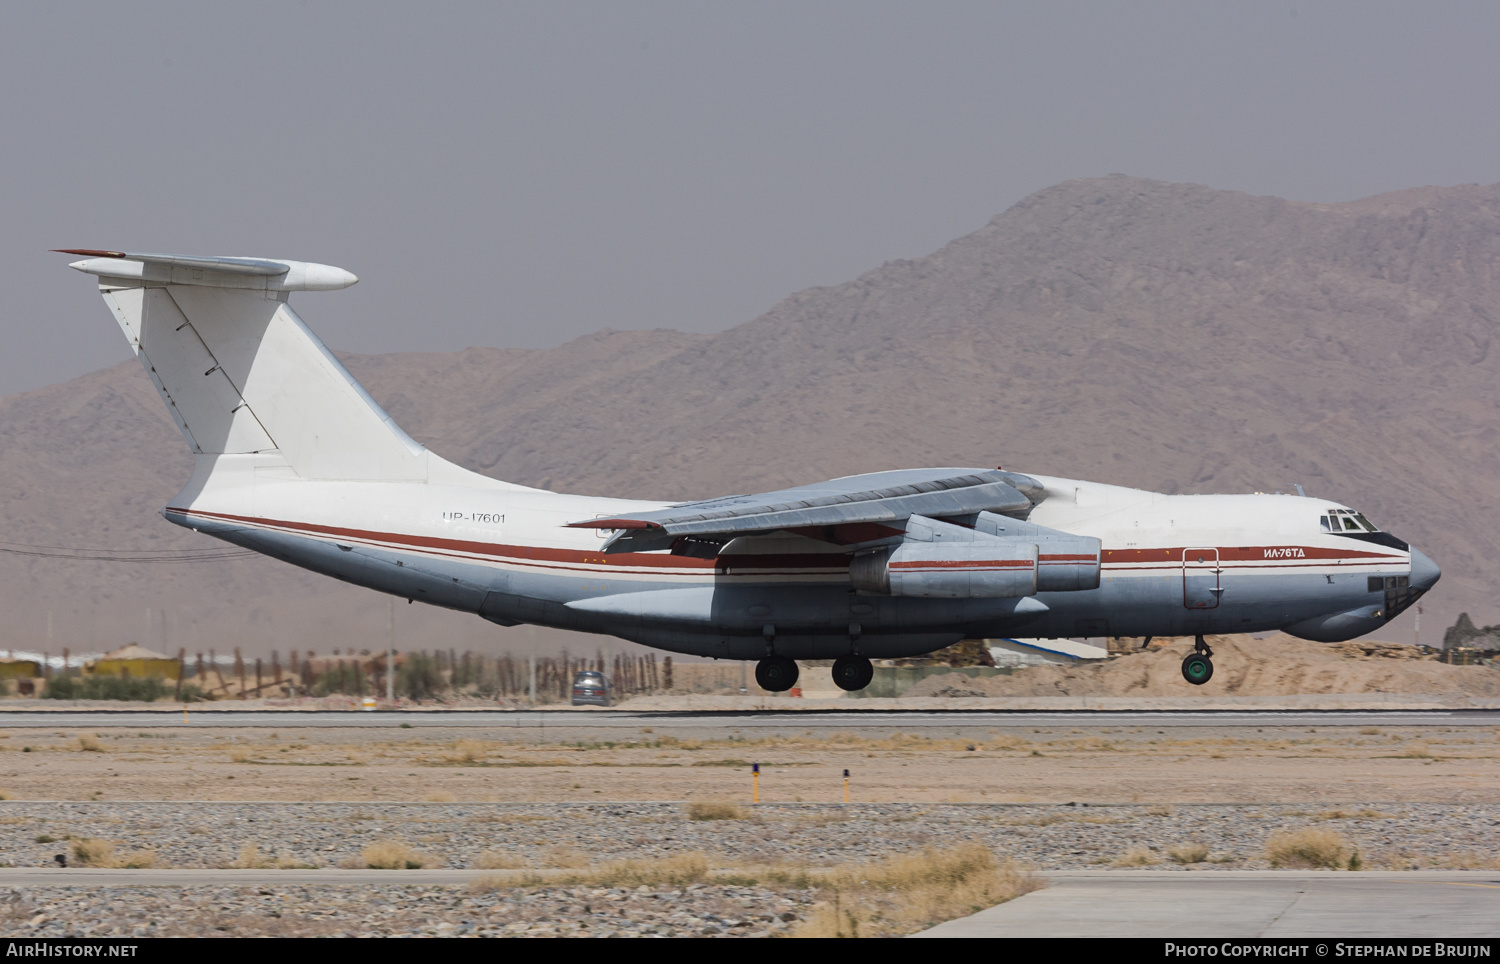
(1181, 635, 1215, 686)
(753, 654, 875, 693)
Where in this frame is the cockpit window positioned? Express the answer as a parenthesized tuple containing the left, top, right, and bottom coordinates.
(1322, 508, 1380, 533)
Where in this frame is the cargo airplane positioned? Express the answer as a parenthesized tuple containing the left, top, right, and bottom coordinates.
(56, 250, 1441, 692)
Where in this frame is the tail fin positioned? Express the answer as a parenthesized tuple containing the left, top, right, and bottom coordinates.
(64, 251, 431, 481)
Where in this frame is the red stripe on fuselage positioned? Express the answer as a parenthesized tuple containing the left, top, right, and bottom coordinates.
(171, 508, 1402, 581)
(170, 508, 717, 572)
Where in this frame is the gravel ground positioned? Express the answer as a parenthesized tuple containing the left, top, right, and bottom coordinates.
(0, 802, 1493, 937)
(0, 801, 1496, 871)
(0, 883, 815, 938)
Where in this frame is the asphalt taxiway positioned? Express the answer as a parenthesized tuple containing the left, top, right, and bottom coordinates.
(916, 871, 1500, 938)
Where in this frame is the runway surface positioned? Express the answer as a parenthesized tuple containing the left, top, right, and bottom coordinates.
(917, 871, 1500, 938)
(0, 709, 1492, 728)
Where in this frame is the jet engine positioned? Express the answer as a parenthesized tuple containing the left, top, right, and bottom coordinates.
(850, 542, 1038, 598)
(848, 513, 1101, 598)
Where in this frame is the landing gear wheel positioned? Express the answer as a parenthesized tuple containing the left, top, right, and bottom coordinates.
(831, 655, 875, 692)
(1181, 652, 1214, 686)
(755, 655, 800, 692)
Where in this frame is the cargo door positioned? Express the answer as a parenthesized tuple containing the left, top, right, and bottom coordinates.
(1183, 548, 1222, 609)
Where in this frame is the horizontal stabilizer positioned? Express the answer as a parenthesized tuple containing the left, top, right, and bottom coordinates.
(59, 249, 357, 292)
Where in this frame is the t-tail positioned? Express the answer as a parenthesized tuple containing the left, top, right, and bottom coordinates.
(58, 250, 500, 500)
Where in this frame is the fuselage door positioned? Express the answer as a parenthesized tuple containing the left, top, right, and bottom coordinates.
(1183, 548, 1222, 609)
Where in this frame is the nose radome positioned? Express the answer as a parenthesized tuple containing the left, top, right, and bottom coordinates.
(1409, 546, 1441, 591)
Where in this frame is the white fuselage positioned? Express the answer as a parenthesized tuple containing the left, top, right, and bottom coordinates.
(170, 457, 1427, 658)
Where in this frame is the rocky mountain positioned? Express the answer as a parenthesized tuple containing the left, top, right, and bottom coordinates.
(2, 175, 1495, 657)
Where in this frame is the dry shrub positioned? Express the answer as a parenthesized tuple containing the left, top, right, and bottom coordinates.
(584, 852, 711, 888)
(422, 791, 457, 803)
(1266, 827, 1356, 869)
(0, 790, 13, 801)
(1317, 808, 1388, 821)
(69, 838, 156, 868)
(539, 846, 590, 869)
(793, 844, 1043, 938)
(235, 844, 315, 869)
(1168, 843, 1210, 865)
(1113, 846, 1162, 868)
(231, 842, 272, 869)
(1396, 743, 1434, 759)
(69, 838, 116, 867)
(228, 747, 252, 764)
(362, 839, 429, 869)
(686, 800, 749, 821)
(473, 850, 531, 870)
(471, 851, 712, 892)
(442, 740, 488, 765)
(77, 735, 105, 753)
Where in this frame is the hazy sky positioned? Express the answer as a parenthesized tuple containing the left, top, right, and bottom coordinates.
(4, 1, 1499, 396)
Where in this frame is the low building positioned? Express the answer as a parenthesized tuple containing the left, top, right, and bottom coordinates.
(87, 644, 181, 680)
(0, 659, 42, 680)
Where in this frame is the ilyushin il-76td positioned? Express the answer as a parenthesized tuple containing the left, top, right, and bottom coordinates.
(56, 250, 1440, 692)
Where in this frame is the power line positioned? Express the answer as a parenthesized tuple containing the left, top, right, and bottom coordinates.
(0, 541, 256, 563)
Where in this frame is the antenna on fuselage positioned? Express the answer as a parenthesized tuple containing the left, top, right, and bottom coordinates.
(1294, 484, 1307, 498)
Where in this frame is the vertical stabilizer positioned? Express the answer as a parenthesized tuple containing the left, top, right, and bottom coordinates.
(68, 252, 430, 482)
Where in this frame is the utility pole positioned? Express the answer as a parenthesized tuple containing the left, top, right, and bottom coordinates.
(386, 597, 395, 704)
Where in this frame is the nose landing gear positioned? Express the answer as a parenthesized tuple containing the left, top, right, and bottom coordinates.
(755, 655, 800, 692)
(1181, 635, 1214, 685)
(831, 655, 874, 692)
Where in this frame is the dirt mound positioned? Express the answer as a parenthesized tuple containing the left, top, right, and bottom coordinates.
(904, 635, 1500, 698)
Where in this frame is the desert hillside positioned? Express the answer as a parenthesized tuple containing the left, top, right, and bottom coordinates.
(3, 175, 1497, 656)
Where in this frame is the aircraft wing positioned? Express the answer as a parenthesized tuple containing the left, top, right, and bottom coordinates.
(568, 468, 1043, 553)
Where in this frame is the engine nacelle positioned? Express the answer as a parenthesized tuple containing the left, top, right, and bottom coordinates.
(851, 542, 1039, 598)
(848, 513, 1102, 596)
(974, 511, 1101, 592)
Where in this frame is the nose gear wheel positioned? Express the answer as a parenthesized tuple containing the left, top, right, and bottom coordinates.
(1182, 637, 1214, 686)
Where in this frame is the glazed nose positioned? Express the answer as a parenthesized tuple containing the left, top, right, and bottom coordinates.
(1409, 546, 1441, 591)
